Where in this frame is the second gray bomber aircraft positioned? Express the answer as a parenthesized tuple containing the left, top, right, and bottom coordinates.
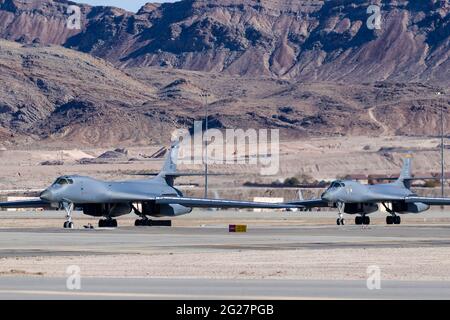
(0, 142, 297, 228)
(289, 157, 450, 225)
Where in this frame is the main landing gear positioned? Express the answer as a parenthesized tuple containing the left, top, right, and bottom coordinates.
(382, 203, 401, 225)
(355, 216, 371, 225)
(336, 202, 345, 226)
(98, 204, 120, 228)
(386, 215, 401, 225)
(99, 219, 118, 228)
(131, 205, 172, 227)
(62, 202, 74, 229)
(135, 219, 172, 227)
(132, 204, 150, 226)
(135, 218, 151, 226)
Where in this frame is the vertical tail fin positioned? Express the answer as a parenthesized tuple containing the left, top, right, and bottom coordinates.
(158, 141, 180, 185)
(396, 156, 413, 188)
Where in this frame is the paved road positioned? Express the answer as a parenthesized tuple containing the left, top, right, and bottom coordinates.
(0, 277, 449, 300)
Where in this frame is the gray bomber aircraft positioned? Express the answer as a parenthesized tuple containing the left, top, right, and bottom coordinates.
(289, 157, 450, 226)
(0, 143, 297, 228)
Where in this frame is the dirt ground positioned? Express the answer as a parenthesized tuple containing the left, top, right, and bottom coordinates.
(0, 247, 449, 281)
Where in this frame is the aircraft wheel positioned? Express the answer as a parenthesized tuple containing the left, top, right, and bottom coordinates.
(337, 218, 345, 225)
(336, 218, 341, 225)
(135, 219, 151, 227)
(394, 216, 401, 225)
(99, 219, 118, 228)
(64, 221, 74, 229)
(386, 216, 393, 225)
(134, 219, 152, 227)
(363, 216, 370, 225)
(355, 216, 362, 225)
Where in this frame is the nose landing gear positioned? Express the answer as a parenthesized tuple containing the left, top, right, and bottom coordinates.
(63, 221, 74, 229)
(62, 202, 75, 229)
(336, 202, 345, 225)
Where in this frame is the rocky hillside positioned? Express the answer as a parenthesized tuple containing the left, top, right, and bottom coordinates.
(0, 39, 447, 147)
(0, 0, 448, 83)
(0, 40, 156, 146)
(0, 0, 448, 147)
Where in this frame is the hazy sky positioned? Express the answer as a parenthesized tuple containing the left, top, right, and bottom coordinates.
(74, 1, 177, 13)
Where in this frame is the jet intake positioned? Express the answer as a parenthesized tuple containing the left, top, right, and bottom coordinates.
(142, 201, 192, 217)
(344, 203, 378, 214)
(83, 203, 132, 217)
(393, 201, 429, 214)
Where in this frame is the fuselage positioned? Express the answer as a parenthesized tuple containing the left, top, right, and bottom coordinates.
(321, 180, 415, 203)
(321, 180, 429, 214)
(38, 175, 193, 218)
(40, 176, 180, 205)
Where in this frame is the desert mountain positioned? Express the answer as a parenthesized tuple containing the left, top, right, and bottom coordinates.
(0, 0, 448, 147)
(0, 0, 448, 83)
(0, 39, 447, 147)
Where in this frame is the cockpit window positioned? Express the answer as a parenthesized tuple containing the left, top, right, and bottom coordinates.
(58, 178, 68, 185)
(54, 178, 73, 185)
(329, 181, 344, 189)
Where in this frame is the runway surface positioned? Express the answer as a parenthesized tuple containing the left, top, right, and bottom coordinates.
(1, 223, 450, 254)
(1, 210, 450, 299)
(0, 277, 449, 300)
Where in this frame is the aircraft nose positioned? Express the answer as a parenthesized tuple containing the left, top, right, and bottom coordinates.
(40, 189, 53, 201)
(321, 191, 333, 202)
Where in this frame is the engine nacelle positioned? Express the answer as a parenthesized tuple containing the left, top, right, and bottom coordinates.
(344, 203, 378, 215)
(83, 203, 132, 217)
(141, 202, 192, 217)
(393, 202, 429, 214)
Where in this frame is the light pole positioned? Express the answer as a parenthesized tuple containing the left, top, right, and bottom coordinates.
(437, 91, 445, 198)
(200, 90, 210, 198)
